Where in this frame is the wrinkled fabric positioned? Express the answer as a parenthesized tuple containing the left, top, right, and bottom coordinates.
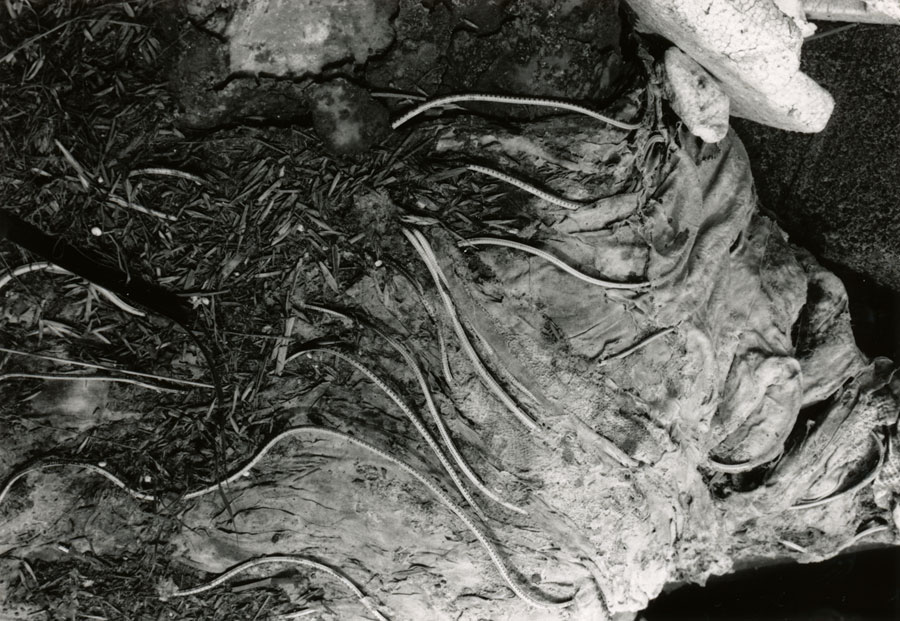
(430, 118, 894, 518)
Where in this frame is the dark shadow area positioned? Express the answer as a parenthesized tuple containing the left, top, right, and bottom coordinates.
(828, 264, 900, 363)
(642, 547, 900, 621)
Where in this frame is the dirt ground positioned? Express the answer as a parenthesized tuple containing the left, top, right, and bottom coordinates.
(1, 3, 897, 621)
(0, 4, 646, 619)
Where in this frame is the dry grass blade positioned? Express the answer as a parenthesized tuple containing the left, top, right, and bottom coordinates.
(0, 262, 146, 316)
(107, 193, 177, 222)
(128, 168, 205, 185)
(836, 524, 890, 552)
(0, 347, 215, 389)
(599, 327, 676, 365)
(53, 139, 92, 189)
(0, 372, 184, 393)
(1, 17, 87, 63)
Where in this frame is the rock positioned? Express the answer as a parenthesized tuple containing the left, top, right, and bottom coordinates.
(734, 25, 900, 296)
(309, 79, 390, 155)
(775, 0, 818, 36)
(181, 0, 233, 35)
(663, 47, 730, 143)
(804, 0, 900, 23)
(869, 0, 900, 20)
(170, 28, 311, 129)
(446, 0, 627, 103)
(174, 1, 634, 134)
(172, 0, 399, 129)
(29, 379, 110, 428)
(367, 0, 629, 114)
(226, 0, 399, 76)
(626, 0, 834, 132)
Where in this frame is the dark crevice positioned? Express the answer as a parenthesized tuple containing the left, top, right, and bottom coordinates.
(822, 259, 900, 362)
(643, 547, 900, 621)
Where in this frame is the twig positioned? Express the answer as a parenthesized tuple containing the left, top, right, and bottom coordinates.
(0, 347, 214, 389)
(599, 327, 676, 365)
(0, 262, 145, 316)
(459, 237, 650, 290)
(107, 193, 177, 222)
(171, 555, 389, 621)
(779, 540, 808, 554)
(0, 372, 184, 393)
(403, 229, 539, 432)
(128, 168, 205, 185)
(54, 139, 92, 190)
(466, 164, 585, 211)
(392, 93, 640, 130)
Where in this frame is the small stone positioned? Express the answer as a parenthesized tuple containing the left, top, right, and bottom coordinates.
(664, 47, 730, 143)
(309, 79, 389, 155)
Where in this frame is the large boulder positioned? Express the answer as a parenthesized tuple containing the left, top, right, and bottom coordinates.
(626, 0, 834, 132)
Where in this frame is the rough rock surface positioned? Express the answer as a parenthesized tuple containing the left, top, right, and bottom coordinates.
(663, 47, 730, 143)
(804, 0, 900, 22)
(626, 0, 834, 132)
(368, 0, 626, 96)
(734, 25, 900, 295)
(173, 0, 630, 142)
(227, 0, 398, 76)
(170, 28, 312, 130)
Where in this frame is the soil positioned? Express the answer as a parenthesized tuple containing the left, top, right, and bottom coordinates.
(0, 3, 898, 621)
